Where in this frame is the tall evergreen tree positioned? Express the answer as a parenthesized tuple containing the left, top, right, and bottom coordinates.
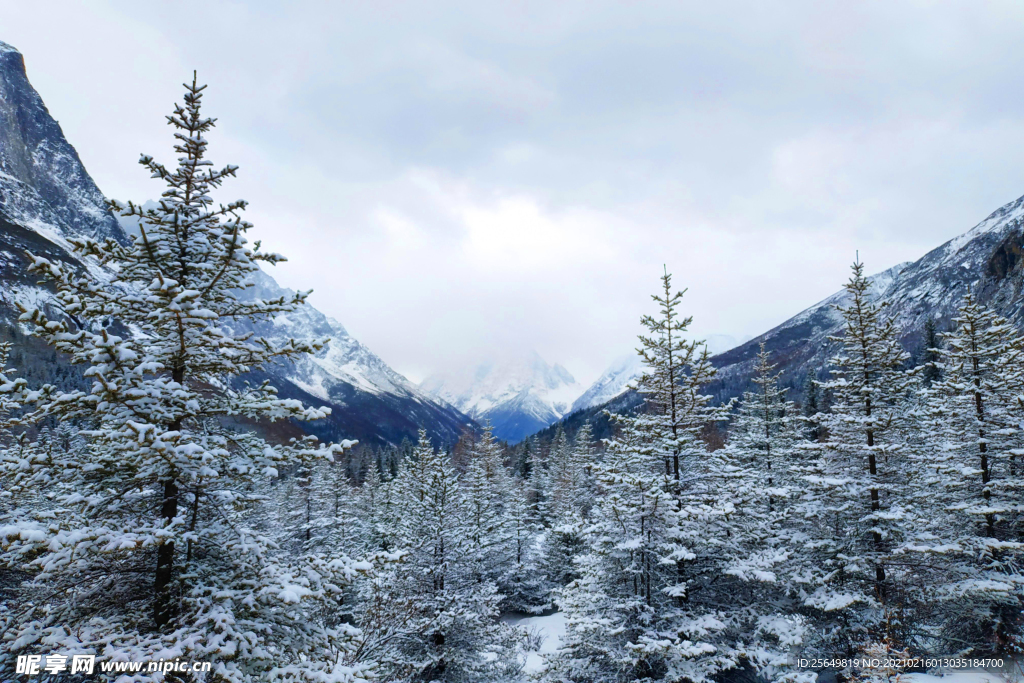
(923, 292, 1024, 649)
(543, 423, 597, 587)
(363, 430, 519, 682)
(920, 317, 942, 386)
(463, 426, 515, 587)
(502, 476, 552, 614)
(547, 270, 740, 683)
(728, 344, 801, 514)
(0, 76, 371, 681)
(796, 259, 912, 658)
(802, 373, 822, 441)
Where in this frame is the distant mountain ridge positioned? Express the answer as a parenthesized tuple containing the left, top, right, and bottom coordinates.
(421, 351, 583, 442)
(707, 193, 1024, 403)
(552, 193, 1024, 444)
(0, 39, 473, 447)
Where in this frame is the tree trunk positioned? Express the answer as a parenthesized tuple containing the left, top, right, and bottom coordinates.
(154, 478, 179, 627)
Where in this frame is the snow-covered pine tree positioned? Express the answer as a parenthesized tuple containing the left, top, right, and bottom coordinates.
(796, 259, 912, 658)
(0, 76, 373, 682)
(319, 460, 360, 554)
(919, 318, 942, 386)
(547, 270, 737, 683)
(349, 457, 391, 555)
(712, 344, 810, 676)
(502, 475, 552, 614)
(360, 430, 519, 682)
(802, 373, 823, 441)
(726, 343, 801, 515)
(463, 425, 515, 588)
(937, 292, 1024, 538)
(527, 434, 549, 526)
(547, 426, 570, 494)
(0, 343, 38, 641)
(922, 292, 1024, 651)
(544, 413, 669, 682)
(279, 464, 319, 553)
(542, 422, 596, 587)
(277, 458, 361, 557)
(633, 270, 736, 675)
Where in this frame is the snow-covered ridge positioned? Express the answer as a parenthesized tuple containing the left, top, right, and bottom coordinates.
(421, 351, 583, 442)
(117, 204, 446, 411)
(570, 354, 643, 414)
(0, 44, 122, 243)
(245, 269, 435, 403)
(710, 190, 1024, 398)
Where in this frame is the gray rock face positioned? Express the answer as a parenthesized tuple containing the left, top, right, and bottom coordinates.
(0, 42, 122, 242)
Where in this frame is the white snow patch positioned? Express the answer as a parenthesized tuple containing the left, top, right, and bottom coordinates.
(905, 670, 1020, 683)
(504, 611, 567, 674)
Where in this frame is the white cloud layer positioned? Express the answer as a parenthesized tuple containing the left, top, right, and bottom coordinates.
(4, 0, 1024, 383)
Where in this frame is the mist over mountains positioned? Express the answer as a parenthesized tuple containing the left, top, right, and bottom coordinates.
(420, 352, 582, 442)
(6, 31, 1024, 454)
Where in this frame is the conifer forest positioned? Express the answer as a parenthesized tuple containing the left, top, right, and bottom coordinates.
(4, 7, 1024, 683)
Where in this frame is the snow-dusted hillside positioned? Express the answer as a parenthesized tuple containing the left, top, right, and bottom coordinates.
(709, 192, 1024, 400)
(556, 206, 1024, 430)
(0, 40, 472, 447)
(420, 352, 583, 442)
(569, 353, 643, 414)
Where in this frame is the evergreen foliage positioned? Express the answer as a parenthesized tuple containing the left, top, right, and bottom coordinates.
(0, 76, 372, 682)
(5, 68, 1024, 683)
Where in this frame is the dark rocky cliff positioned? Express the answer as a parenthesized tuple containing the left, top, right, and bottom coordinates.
(0, 42, 122, 242)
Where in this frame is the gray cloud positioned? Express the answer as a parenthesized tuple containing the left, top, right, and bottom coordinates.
(4, 0, 1024, 383)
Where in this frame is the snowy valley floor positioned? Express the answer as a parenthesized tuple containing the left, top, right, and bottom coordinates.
(505, 612, 1023, 683)
(504, 612, 568, 675)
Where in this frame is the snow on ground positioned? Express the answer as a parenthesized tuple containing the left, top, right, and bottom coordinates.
(495, 622, 1023, 682)
(905, 672, 1022, 683)
(504, 612, 567, 674)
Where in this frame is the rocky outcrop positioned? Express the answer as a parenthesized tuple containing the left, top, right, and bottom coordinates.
(0, 42, 122, 242)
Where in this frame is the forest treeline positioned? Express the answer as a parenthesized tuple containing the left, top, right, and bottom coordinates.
(1, 78, 1023, 683)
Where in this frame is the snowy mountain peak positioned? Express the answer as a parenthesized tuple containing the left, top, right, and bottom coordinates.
(420, 352, 583, 442)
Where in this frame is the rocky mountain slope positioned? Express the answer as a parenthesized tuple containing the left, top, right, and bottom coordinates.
(569, 353, 644, 415)
(0, 39, 473, 447)
(707, 195, 1024, 403)
(420, 351, 582, 442)
(0, 43, 121, 244)
(554, 192, 1024, 443)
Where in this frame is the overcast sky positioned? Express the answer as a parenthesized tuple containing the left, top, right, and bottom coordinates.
(5, 1, 1024, 385)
